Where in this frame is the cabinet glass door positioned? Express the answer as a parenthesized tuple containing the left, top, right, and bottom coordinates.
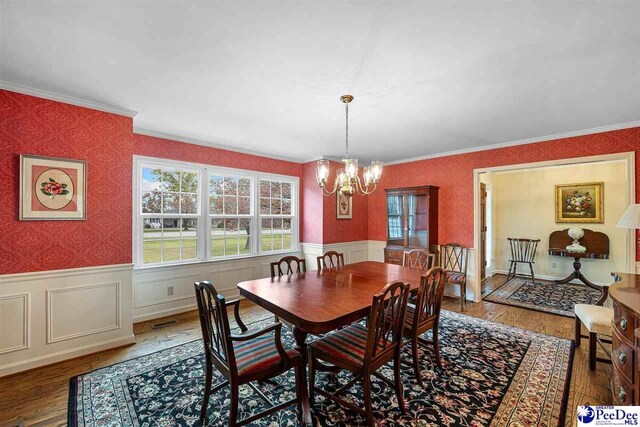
(387, 195, 404, 245)
(407, 194, 428, 247)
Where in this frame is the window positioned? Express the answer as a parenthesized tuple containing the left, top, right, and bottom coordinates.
(259, 179, 294, 252)
(135, 157, 298, 267)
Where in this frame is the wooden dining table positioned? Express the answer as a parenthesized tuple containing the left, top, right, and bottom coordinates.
(237, 261, 425, 354)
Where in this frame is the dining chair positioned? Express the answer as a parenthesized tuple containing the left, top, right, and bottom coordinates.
(402, 249, 435, 270)
(402, 267, 447, 386)
(575, 284, 613, 370)
(440, 243, 469, 311)
(271, 255, 307, 322)
(506, 238, 541, 283)
(194, 281, 310, 426)
(308, 281, 410, 427)
(316, 251, 345, 270)
(271, 255, 306, 278)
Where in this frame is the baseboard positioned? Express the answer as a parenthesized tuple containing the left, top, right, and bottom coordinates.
(133, 303, 198, 323)
(0, 334, 135, 377)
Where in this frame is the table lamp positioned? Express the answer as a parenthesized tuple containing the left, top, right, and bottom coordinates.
(617, 204, 640, 247)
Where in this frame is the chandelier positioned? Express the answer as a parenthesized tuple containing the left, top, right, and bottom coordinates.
(315, 95, 383, 197)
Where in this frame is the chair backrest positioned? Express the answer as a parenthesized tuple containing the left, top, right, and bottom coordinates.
(402, 249, 435, 270)
(411, 267, 446, 331)
(508, 238, 540, 263)
(270, 256, 306, 278)
(194, 281, 236, 376)
(365, 281, 410, 366)
(317, 251, 345, 270)
(440, 243, 469, 274)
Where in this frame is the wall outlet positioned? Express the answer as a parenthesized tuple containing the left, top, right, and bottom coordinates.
(167, 286, 174, 296)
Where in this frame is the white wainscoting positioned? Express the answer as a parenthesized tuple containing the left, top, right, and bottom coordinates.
(0, 264, 134, 377)
(133, 252, 306, 322)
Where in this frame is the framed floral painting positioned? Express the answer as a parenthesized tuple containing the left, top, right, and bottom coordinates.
(336, 192, 352, 219)
(555, 182, 603, 223)
(20, 155, 87, 220)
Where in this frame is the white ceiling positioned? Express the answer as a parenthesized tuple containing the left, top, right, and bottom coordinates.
(1, 1, 639, 163)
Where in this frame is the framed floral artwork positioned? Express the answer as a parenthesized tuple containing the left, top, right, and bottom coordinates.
(20, 154, 87, 220)
(337, 192, 352, 219)
(555, 182, 603, 223)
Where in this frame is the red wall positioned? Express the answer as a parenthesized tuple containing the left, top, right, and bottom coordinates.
(368, 127, 640, 251)
(301, 162, 323, 243)
(0, 90, 133, 274)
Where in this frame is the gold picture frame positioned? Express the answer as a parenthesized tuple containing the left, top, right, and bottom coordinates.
(555, 182, 603, 223)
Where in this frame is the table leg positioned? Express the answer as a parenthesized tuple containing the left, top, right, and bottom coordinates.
(292, 326, 308, 358)
(553, 257, 598, 289)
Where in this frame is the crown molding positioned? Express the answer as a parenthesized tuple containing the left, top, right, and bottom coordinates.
(0, 80, 138, 118)
(384, 121, 640, 166)
(133, 128, 304, 164)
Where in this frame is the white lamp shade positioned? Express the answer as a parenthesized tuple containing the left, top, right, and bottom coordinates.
(617, 204, 640, 229)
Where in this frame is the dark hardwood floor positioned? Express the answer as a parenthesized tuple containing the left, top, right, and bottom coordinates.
(0, 274, 610, 426)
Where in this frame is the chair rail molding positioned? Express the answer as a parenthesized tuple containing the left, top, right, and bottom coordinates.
(0, 264, 133, 377)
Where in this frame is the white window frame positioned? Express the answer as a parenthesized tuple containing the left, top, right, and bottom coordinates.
(133, 156, 300, 269)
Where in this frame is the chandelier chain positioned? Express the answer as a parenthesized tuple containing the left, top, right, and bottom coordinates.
(345, 103, 349, 159)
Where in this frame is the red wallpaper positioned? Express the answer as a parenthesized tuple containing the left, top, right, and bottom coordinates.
(0, 90, 133, 274)
(321, 161, 369, 244)
(301, 162, 323, 243)
(133, 134, 302, 177)
(368, 127, 640, 252)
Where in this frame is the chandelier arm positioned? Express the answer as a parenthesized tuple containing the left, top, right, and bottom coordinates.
(320, 175, 341, 196)
(354, 176, 377, 195)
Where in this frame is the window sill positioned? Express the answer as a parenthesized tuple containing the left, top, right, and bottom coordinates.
(133, 248, 300, 271)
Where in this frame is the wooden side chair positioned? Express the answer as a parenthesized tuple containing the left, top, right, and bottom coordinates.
(270, 255, 307, 322)
(308, 281, 410, 427)
(440, 243, 469, 311)
(317, 251, 345, 270)
(402, 267, 447, 386)
(402, 249, 435, 270)
(194, 281, 311, 426)
(506, 238, 541, 283)
(575, 283, 613, 370)
(271, 255, 306, 278)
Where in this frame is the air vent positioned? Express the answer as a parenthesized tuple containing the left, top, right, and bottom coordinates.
(151, 319, 179, 329)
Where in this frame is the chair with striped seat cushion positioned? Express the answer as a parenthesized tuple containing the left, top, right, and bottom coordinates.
(233, 334, 300, 376)
(194, 281, 311, 426)
(402, 267, 447, 386)
(446, 271, 465, 284)
(308, 323, 369, 365)
(440, 243, 470, 311)
(574, 284, 614, 371)
(309, 281, 410, 427)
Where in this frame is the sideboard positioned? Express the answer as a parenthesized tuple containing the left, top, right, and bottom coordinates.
(609, 273, 640, 405)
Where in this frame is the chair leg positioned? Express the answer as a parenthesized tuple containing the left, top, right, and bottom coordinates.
(200, 362, 213, 420)
(529, 262, 535, 283)
(362, 374, 375, 427)
(433, 324, 442, 368)
(294, 362, 311, 423)
(308, 350, 316, 406)
(229, 382, 239, 427)
(410, 335, 423, 387)
(394, 351, 406, 414)
(574, 317, 582, 347)
(274, 314, 279, 323)
(460, 282, 465, 311)
(589, 332, 597, 370)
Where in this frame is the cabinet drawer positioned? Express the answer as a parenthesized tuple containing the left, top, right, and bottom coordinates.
(612, 369, 634, 405)
(613, 301, 637, 343)
(613, 329, 635, 383)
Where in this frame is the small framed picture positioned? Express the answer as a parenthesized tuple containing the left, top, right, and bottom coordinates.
(555, 182, 603, 223)
(336, 192, 352, 219)
(20, 154, 87, 220)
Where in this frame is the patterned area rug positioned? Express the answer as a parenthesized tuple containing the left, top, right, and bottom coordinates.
(68, 311, 573, 426)
(483, 276, 603, 317)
